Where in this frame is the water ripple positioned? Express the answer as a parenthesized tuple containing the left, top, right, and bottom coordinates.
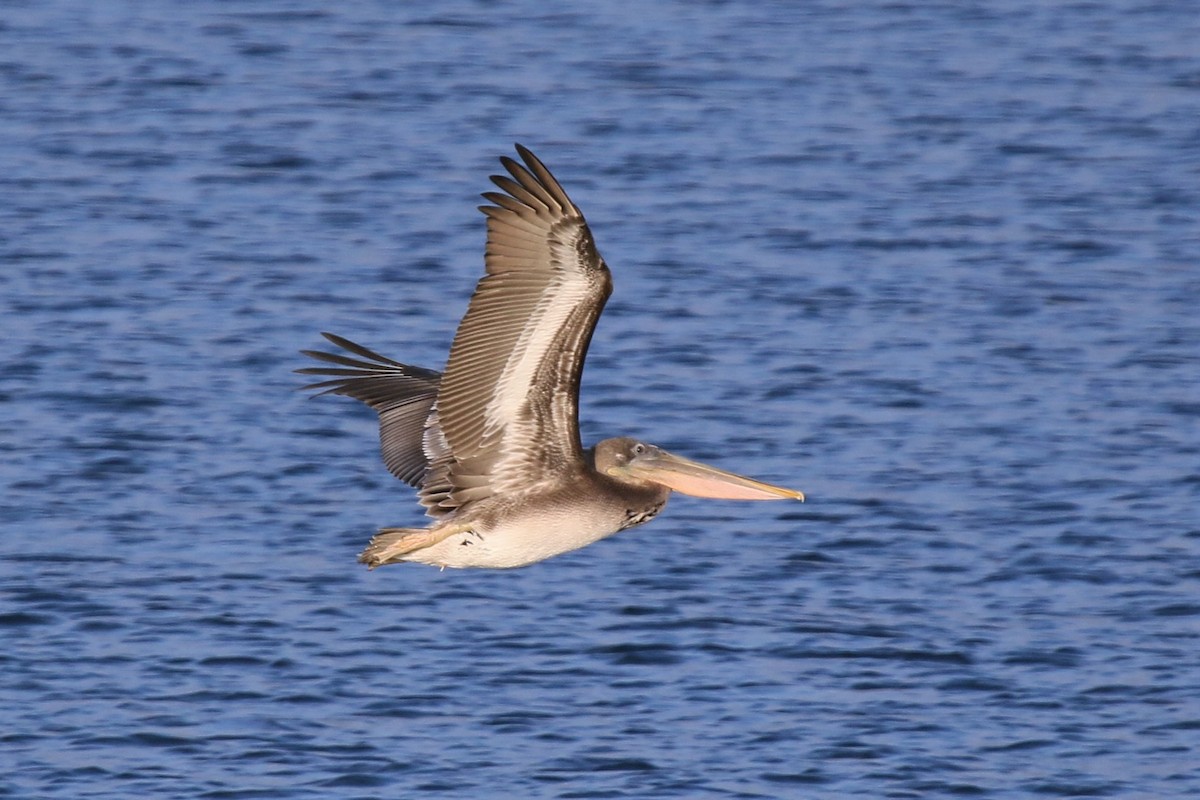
(2, 1, 1199, 798)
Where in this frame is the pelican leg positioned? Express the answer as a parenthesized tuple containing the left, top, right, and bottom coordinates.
(358, 520, 473, 568)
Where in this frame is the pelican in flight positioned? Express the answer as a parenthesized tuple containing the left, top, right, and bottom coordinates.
(300, 145, 803, 569)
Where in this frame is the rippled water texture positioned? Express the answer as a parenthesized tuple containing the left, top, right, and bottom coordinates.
(3, 1, 1199, 797)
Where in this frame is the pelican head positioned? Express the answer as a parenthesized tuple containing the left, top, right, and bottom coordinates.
(593, 437, 804, 501)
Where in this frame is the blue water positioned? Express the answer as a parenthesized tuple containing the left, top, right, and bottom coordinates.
(3, 1, 1199, 797)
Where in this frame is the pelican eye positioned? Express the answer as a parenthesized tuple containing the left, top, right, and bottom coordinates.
(632, 443, 646, 456)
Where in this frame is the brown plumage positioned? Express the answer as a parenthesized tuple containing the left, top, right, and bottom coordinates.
(300, 145, 802, 569)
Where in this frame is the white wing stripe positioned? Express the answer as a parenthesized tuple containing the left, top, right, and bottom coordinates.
(482, 274, 589, 443)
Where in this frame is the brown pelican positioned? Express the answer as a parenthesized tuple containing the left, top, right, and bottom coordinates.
(299, 145, 803, 569)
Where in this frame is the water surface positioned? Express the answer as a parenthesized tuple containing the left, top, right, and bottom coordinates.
(2, 1, 1199, 797)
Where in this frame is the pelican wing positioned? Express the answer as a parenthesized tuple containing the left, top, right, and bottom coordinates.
(299, 333, 443, 487)
(429, 145, 612, 512)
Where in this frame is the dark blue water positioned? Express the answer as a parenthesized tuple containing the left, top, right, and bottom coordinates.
(3, 1, 1199, 797)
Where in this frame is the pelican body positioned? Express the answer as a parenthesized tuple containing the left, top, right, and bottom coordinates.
(300, 146, 803, 569)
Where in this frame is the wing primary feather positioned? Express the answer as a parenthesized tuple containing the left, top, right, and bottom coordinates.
(497, 156, 562, 213)
(298, 335, 444, 488)
(299, 350, 391, 371)
(514, 144, 575, 212)
(489, 175, 550, 210)
(482, 191, 539, 217)
(320, 332, 403, 366)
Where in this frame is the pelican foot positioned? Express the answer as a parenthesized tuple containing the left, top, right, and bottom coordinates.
(359, 522, 470, 568)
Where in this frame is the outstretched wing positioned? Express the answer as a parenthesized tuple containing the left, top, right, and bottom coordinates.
(299, 333, 443, 487)
(431, 144, 612, 511)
